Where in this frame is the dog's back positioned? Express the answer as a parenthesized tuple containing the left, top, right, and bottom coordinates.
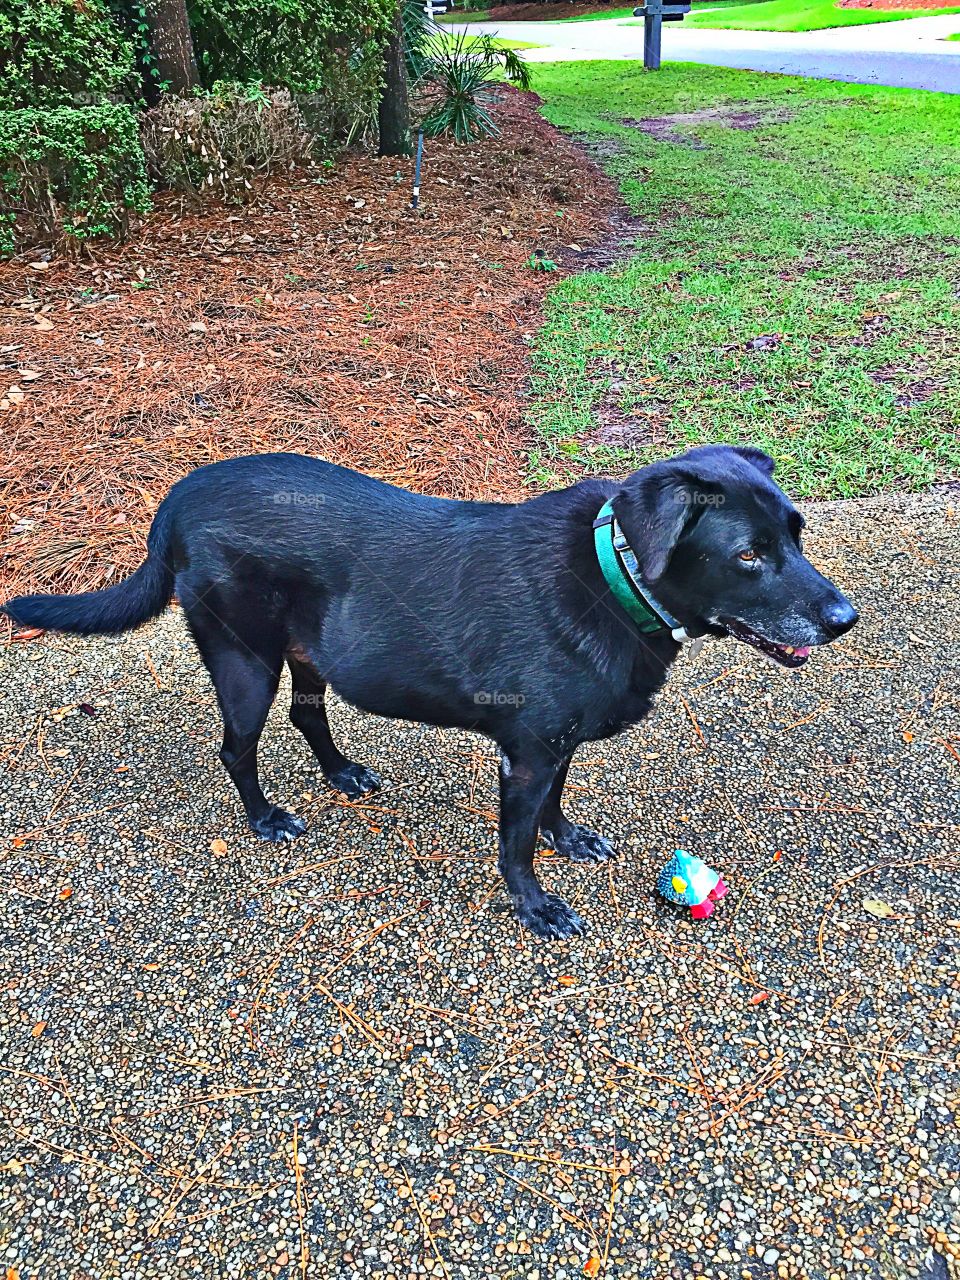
(4, 453, 473, 635)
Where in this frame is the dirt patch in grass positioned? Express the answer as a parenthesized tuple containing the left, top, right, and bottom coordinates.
(622, 106, 794, 147)
(590, 399, 670, 447)
(846, 311, 892, 347)
(573, 132, 624, 160)
(0, 88, 619, 600)
(582, 364, 671, 449)
(871, 366, 947, 409)
(564, 205, 647, 270)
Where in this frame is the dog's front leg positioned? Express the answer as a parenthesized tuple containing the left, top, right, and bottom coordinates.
(539, 754, 617, 865)
(498, 750, 585, 941)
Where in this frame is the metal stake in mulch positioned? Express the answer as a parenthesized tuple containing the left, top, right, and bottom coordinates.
(412, 0, 440, 212)
(411, 129, 425, 210)
(632, 0, 692, 70)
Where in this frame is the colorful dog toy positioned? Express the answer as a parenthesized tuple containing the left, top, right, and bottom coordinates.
(656, 849, 728, 920)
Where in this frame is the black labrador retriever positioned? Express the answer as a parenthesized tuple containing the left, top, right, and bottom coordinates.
(5, 445, 857, 940)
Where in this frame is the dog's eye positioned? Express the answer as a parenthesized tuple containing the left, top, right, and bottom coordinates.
(738, 549, 758, 563)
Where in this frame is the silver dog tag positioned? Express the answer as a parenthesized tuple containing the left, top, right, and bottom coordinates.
(672, 627, 707, 660)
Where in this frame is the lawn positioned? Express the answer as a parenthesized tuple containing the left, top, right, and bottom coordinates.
(527, 63, 960, 497)
(567, 0, 769, 14)
(685, 0, 960, 30)
(452, 0, 763, 19)
(449, 0, 957, 23)
(438, 32, 543, 46)
(554, 4, 636, 17)
(443, 5, 638, 20)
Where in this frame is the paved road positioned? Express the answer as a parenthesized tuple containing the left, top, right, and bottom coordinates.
(454, 12, 960, 92)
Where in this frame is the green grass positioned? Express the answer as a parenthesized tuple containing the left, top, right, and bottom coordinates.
(526, 62, 960, 497)
(550, 5, 636, 18)
(685, 0, 960, 30)
(437, 32, 542, 46)
(444, 0, 955, 24)
(448, 0, 757, 19)
(444, 5, 636, 21)
(554, 0, 770, 14)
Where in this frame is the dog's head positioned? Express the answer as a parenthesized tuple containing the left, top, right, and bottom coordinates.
(613, 445, 857, 668)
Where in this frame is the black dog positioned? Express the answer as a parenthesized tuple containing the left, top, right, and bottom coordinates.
(5, 446, 856, 940)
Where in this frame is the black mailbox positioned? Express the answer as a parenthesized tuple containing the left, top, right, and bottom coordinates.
(634, 2, 691, 18)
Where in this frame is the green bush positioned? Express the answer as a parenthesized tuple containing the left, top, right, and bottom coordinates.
(0, 105, 150, 255)
(187, 0, 394, 139)
(186, 0, 394, 89)
(141, 82, 313, 203)
(0, 0, 136, 110)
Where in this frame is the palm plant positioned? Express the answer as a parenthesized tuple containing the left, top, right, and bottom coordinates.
(401, 0, 439, 87)
(400, 1, 531, 143)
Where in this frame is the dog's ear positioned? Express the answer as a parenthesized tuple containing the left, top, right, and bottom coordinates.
(613, 464, 698, 583)
(731, 446, 776, 477)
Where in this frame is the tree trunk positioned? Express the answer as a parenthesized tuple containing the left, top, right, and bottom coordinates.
(378, 6, 412, 158)
(147, 0, 200, 97)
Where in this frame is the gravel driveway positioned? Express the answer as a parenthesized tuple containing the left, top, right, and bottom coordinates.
(1, 488, 959, 1279)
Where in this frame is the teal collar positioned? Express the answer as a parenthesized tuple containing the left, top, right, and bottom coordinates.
(592, 500, 689, 639)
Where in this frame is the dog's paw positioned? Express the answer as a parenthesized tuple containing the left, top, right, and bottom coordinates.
(327, 762, 381, 800)
(250, 807, 307, 843)
(544, 824, 616, 865)
(516, 893, 585, 941)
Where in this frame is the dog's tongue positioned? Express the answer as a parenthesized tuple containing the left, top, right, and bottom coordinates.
(776, 642, 812, 659)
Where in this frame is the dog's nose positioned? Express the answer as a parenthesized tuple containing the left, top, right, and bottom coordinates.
(822, 595, 858, 637)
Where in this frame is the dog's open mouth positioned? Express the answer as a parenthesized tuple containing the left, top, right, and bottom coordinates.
(722, 620, 812, 669)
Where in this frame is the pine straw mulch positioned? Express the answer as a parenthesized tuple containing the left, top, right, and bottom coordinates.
(0, 87, 619, 602)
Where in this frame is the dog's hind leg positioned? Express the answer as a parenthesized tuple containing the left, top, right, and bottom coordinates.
(287, 653, 381, 800)
(539, 754, 616, 865)
(186, 602, 306, 843)
(498, 748, 584, 941)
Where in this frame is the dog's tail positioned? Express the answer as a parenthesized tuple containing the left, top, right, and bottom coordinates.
(4, 504, 176, 636)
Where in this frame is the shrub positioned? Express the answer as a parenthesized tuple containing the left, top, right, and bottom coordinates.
(195, 0, 400, 146)
(187, 0, 392, 92)
(140, 82, 313, 203)
(183, 0, 397, 148)
(0, 105, 150, 255)
(0, 0, 136, 110)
